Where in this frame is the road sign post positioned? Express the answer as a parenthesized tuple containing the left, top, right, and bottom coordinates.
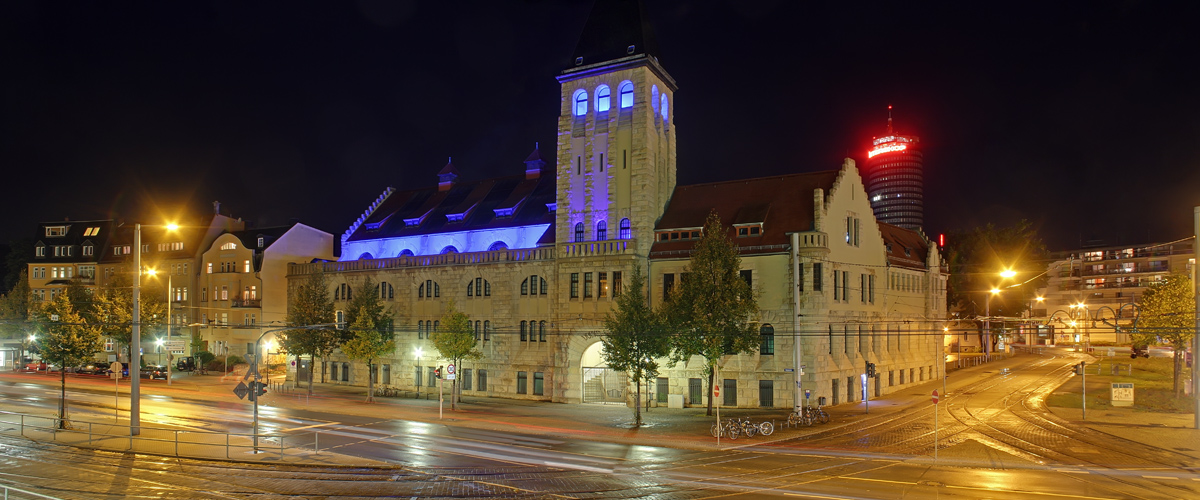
(439, 377, 444, 420)
(714, 366, 721, 445)
(111, 362, 122, 420)
(932, 390, 940, 460)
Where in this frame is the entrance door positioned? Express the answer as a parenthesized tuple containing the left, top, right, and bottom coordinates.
(296, 358, 310, 384)
(582, 367, 627, 404)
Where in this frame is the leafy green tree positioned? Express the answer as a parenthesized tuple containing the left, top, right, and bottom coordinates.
(431, 300, 482, 409)
(0, 269, 33, 368)
(35, 293, 104, 429)
(92, 273, 165, 363)
(281, 270, 336, 393)
(944, 220, 1049, 351)
(1134, 273, 1195, 396)
(344, 277, 392, 340)
(600, 264, 668, 426)
(663, 211, 759, 416)
(341, 307, 395, 403)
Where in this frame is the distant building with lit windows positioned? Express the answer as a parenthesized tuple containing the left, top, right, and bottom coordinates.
(863, 109, 924, 230)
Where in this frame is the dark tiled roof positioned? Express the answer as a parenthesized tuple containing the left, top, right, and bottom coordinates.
(651, 171, 840, 257)
(879, 222, 929, 270)
(32, 220, 115, 263)
(568, 0, 659, 70)
(347, 171, 558, 243)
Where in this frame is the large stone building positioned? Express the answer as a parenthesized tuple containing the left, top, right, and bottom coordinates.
(286, 0, 948, 408)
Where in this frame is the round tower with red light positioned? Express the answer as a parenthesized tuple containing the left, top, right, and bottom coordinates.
(864, 106, 923, 230)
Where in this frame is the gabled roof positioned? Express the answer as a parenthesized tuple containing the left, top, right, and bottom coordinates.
(650, 171, 840, 257)
(346, 170, 558, 243)
(879, 222, 929, 270)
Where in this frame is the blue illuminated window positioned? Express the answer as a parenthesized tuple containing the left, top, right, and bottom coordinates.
(488, 241, 507, 251)
(651, 85, 659, 114)
(358, 252, 373, 260)
(596, 220, 607, 241)
(619, 218, 631, 239)
(596, 85, 611, 113)
(398, 249, 414, 257)
(660, 94, 668, 121)
(440, 246, 458, 254)
(618, 81, 634, 108)
(573, 89, 588, 116)
(574, 223, 585, 242)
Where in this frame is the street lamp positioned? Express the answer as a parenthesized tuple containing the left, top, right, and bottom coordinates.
(985, 288, 1000, 360)
(130, 222, 178, 436)
(415, 347, 424, 397)
(155, 338, 165, 365)
(146, 267, 174, 386)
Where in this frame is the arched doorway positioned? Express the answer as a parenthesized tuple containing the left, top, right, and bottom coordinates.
(580, 341, 626, 405)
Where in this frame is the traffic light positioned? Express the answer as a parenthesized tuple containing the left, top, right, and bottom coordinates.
(1074, 362, 1086, 375)
(865, 362, 877, 378)
(247, 381, 268, 401)
(257, 381, 268, 397)
(435, 366, 443, 379)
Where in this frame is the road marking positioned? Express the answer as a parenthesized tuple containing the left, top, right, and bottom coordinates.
(286, 421, 339, 432)
(783, 493, 847, 499)
(1054, 469, 1090, 474)
(1141, 475, 1177, 480)
(945, 483, 1138, 499)
(542, 461, 612, 474)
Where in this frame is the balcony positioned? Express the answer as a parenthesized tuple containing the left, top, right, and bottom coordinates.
(232, 298, 261, 308)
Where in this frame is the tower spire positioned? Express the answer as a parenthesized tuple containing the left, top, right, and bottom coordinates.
(886, 105, 893, 135)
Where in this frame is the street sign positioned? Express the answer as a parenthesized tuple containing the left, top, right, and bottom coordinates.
(1111, 383, 1134, 407)
(713, 386, 720, 398)
(446, 363, 456, 380)
(164, 340, 186, 350)
(233, 381, 249, 400)
(932, 390, 940, 404)
(1108, 348, 1116, 357)
(109, 362, 123, 379)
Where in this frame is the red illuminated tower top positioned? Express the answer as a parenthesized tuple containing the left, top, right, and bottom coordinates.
(864, 106, 923, 230)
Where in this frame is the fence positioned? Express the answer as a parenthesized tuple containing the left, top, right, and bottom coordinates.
(0, 483, 63, 500)
(0, 410, 323, 462)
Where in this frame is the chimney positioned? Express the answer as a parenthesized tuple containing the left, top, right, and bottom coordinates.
(524, 143, 546, 180)
(437, 157, 459, 192)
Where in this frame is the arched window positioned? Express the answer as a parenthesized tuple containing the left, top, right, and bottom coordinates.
(540, 277, 548, 295)
(336, 283, 352, 301)
(487, 241, 508, 251)
(358, 252, 373, 260)
(419, 279, 439, 299)
(538, 321, 546, 342)
(596, 85, 611, 113)
(760, 324, 775, 355)
(618, 81, 634, 108)
(474, 320, 482, 340)
(660, 94, 668, 122)
(528, 319, 537, 342)
(418, 283, 424, 298)
(619, 218, 631, 239)
(651, 85, 659, 115)
(520, 321, 528, 341)
(418, 320, 424, 339)
(440, 246, 458, 254)
(379, 282, 394, 300)
(596, 220, 607, 241)
(573, 89, 588, 116)
(398, 249, 414, 257)
(521, 278, 529, 295)
(484, 280, 491, 296)
(483, 320, 491, 341)
(467, 280, 474, 296)
(574, 222, 585, 242)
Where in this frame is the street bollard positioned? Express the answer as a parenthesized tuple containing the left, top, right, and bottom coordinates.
(175, 430, 179, 456)
(225, 433, 230, 459)
(314, 432, 319, 454)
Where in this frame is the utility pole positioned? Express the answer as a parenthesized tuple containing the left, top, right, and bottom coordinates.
(1193, 206, 1199, 430)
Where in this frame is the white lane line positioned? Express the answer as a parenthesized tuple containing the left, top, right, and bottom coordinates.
(1054, 469, 1090, 474)
(1141, 475, 1177, 480)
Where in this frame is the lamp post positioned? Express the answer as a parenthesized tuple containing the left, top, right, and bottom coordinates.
(130, 222, 178, 436)
(146, 268, 173, 386)
(415, 347, 424, 398)
(985, 288, 1000, 360)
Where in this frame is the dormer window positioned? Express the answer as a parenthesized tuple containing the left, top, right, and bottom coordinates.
(221, 242, 237, 250)
(35, 244, 45, 257)
(83, 227, 100, 237)
(45, 226, 68, 237)
(257, 237, 265, 247)
(656, 229, 701, 242)
(735, 224, 763, 237)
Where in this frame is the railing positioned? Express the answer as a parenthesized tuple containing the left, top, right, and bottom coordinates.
(0, 483, 62, 500)
(288, 247, 557, 276)
(561, 239, 637, 258)
(232, 298, 261, 308)
(0, 410, 324, 462)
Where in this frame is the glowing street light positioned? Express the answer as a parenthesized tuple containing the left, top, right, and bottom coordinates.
(1000, 269, 1016, 279)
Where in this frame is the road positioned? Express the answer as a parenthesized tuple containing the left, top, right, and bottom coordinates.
(0, 351, 1197, 499)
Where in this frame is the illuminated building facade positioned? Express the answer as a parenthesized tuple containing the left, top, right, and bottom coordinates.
(288, 0, 947, 408)
(864, 111, 924, 230)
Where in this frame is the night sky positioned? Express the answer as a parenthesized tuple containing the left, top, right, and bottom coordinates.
(4, 0, 1200, 253)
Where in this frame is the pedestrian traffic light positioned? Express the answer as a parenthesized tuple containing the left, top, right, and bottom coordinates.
(865, 362, 877, 378)
(435, 366, 443, 379)
(247, 381, 268, 400)
(1074, 362, 1085, 375)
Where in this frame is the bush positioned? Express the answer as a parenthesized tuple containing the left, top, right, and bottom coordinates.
(226, 354, 245, 367)
(196, 351, 216, 366)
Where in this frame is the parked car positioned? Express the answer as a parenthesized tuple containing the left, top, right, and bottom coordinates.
(1130, 346, 1151, 358)
(176, 356, 195, 372)
(76, 363, 109, 375)
(141, 365, 169, 380)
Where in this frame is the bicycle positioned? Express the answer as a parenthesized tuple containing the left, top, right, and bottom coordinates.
(758, 420, 774, 436)
(808, 403, 829, 424)
(787, 407, 813, 426)
(710, 419, 740, 440)
(737, 417, 759, 438)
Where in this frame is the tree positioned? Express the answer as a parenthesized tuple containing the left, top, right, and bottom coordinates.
(344, 277, 392, 341)
(944, 220, 1049, 351)
(341, 306, 395, 403)
(663, 211, 760, 416)
(92, 273, 165, 364)
(281, 270, 336, 394)
(35, 293, 104, 429)
(1134, 273, 1195, 396)
(600, 264, 668, 426)
(431, 299, 482, 409)
(0, 269, 33, 368)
